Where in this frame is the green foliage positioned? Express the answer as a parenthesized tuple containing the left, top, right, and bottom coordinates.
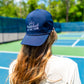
(0, 0, 17, 17)
(27, 0, 38, 13)
(0, 0, 84, 22)
(37, 3, 46, 10)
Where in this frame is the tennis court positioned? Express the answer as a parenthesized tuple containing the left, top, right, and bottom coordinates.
(0, 32, 84, 84)
(54, 32, 84, 47)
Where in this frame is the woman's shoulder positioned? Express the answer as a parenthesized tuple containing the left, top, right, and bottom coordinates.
(45, 55, 78, 77)
(9, 59, 17, 68)
(47, 55, 77, 67)
(9, 59, 17, 74)
(44, 55, 79, 83)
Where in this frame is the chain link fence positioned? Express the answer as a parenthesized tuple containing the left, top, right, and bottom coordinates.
(1, 16, 83, 43)
(0, 16, 26, 43)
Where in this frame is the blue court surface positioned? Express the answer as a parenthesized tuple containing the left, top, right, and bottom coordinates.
(54, 33, 84, 47)
(54, 39, 84, 46)
(54, 40, 76, 46)
(58, 34, 82, 37)
(0, 52, 84, 84)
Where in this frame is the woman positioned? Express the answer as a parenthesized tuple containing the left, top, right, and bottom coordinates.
(9, 9, 81, 84)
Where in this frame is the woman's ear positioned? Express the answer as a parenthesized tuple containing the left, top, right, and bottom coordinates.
(51, 28, 55, 33)
(52, 28, 58, 40)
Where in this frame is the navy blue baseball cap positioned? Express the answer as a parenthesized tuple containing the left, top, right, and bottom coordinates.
(21, 9, 53, 46)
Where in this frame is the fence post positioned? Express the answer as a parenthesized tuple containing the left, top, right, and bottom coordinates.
(1, 17, 4, 43)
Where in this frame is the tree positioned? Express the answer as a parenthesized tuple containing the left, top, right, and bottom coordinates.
(66, 0, 69, 22)
(47, 0, 61, 22)
(0, 0, 83, 22)
(69, 0, 83, 21)
(20, 0, 28, 18)
(0, 0, 17, 17)
(27, 0, 38, 13)
(60, 0, 70, 22)
(37, 3, 46, 10)
(79, 0, 84, 21)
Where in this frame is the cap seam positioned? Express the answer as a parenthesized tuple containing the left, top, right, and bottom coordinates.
(26, 33, 50, 36)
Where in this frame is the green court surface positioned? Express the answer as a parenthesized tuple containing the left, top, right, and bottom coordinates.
(0, 40, 84, 57)
(52, 46, 84, 57)
(0, 41, 22, 52)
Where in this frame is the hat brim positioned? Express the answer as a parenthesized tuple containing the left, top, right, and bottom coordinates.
(21, 34, 49, 46)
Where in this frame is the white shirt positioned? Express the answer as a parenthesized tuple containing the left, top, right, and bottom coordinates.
(9, 55, 81, 84)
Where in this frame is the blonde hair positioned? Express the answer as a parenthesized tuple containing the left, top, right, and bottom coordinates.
(10, 30, 57, 84)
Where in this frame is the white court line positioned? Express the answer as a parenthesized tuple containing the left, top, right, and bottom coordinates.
(0, 51, 18, 54)
(72, 39, 80, 47)
(53, 45, 84, 47)
(0, 51, 84, 58)
(0, 51, 17, 70)
(0, 66, 9, 70)
(54, 55, 84, 58)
